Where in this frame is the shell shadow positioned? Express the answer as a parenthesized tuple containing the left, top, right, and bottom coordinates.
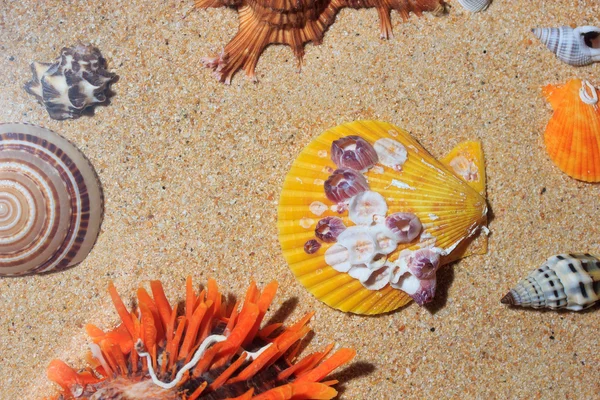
(500, 301, 600, 314)
(328, 361, 376, 397)
(424, 262, 455, 315)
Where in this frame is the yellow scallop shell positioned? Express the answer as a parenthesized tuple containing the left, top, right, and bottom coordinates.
(277, 120, 488, 314)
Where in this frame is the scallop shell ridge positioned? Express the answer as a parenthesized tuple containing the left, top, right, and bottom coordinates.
(502, 254, 600, 311)
(542, 79, 600, 182)
(277, 120, 488, 314)
(0, 123, 104, 276)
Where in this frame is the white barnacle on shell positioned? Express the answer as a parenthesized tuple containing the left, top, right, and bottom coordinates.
(0, 123, 104, 276)
(24, 44, 117, 120)
(532, 26, 600, 67)
(501, 254, 600, 311)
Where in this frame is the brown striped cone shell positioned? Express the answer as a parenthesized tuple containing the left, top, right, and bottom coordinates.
(456, 0, 491, 12)
(501, 254, 600, 311)
(532, 26, 600, 67)
(194, 0, 445, 83)
(24, 44, 116, 120)
(0, 123, 104, 276)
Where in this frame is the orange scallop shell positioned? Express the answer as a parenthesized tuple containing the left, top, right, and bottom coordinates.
(543, 79, 600, 182)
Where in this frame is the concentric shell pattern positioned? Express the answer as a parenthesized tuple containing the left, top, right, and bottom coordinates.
(501, 254, 600, 311)
(24, 44, 116, 120)
(278, 120, 489, 314)
(532, 26, 600, 67)
(542, 79, 600, 182)
(0, 123, 103, 276)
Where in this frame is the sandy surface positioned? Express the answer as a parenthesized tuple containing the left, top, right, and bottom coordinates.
(1, 0, 599, 398)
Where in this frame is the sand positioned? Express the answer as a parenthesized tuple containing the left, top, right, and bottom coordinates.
(0, 0, 599, 398)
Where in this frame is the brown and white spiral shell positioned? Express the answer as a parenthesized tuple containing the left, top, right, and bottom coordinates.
(501, 254, 600, 311)
(0, 123, 104, 276)
(24, 44, 116, 120)
(532, 26, 600, 67)
(456, 0, 491, 13)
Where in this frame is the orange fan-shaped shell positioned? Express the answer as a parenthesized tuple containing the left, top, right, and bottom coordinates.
(543, 79, 600, 182)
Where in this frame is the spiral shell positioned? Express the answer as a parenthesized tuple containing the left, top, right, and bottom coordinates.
(501, 254, 600, 311)
(24, 44, 116, 120)
(0, 123, 103, 276)
(532, 26, 600, 67)
(456, 0, 491, 12)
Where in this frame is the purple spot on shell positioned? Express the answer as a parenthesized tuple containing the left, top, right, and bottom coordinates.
(331, 135, 378, 172)
(410, 278, 437, 306)
(385, 212, 422, 243)
(407, 249, 441, 280)
(315, 217, 346, 243)
(304, 239, 321, 254)
(324, 168, 369, 203)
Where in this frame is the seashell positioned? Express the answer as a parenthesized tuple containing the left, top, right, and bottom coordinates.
(532, 26, 600, 67)
(501, 254, 600, 311)
(456, 0, 491, 12)
(324, 168, 369, 203)
(193, 0, 445, 83)
(331, 135, 378, 172)
(315, 216, 346, 242)
(542, 79, 600, 182)
(348, 190, 388, 225)
(46, 277, 356, 399)
(0, 123, 103, 276)
(24, 44, 116, 120)
(277, 120, 489, 314)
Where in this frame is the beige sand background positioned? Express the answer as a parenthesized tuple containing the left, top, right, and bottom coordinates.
(1, 0, 599, 398)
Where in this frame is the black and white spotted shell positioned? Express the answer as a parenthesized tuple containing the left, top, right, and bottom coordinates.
(24, 44, 116, 120)
(501, 254, 600, 311)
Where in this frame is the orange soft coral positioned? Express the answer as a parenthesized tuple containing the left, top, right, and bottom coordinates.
(46, 277, 355, 400)
(194, 0, 446, 83)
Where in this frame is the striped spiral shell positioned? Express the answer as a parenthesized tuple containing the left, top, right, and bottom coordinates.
(0, 123, 103, 276)
(456, 0, 491, 12)
(532, 26, 600, 67)
(501, 254, 600, 311)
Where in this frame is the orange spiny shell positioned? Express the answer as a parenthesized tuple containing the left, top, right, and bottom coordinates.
(194, 0, 445, 83)
(543, 79, 600, 182)
(45, 277, 355, 400)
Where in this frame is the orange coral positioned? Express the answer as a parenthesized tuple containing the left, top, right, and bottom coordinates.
(195, 0, 445, 83)
(46, 277, 355, 399)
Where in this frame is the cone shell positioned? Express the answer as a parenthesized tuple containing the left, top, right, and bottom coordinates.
(278, 120, 488, 314)
(542, 79, 600, 182)
(0, 123, 103, 276)
(532, 26, 600, 67)
(501, 254, 600, 311)
(456, 0, 491, 13)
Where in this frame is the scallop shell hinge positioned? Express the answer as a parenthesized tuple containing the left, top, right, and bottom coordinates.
(24, 44, 116, 120)
(0, 123, 104, 276)
(501, 254, 600, 311)
(532, 26, 600, 67)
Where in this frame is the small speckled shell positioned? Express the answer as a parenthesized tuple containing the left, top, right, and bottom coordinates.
(24, 44, 116, 120)
(532, 26, 600, 67)
(0, 123, 104, 276)
(456, 0, 491, 12)
(502, 254, 600, 311)
(277, 120, 488, 314)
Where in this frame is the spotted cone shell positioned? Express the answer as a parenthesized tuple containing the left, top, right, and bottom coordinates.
(0, 123, 104, 276)
(502, 254, 600, 311)
(542, 79, 600, 182)
(277, 120, 488, 314)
